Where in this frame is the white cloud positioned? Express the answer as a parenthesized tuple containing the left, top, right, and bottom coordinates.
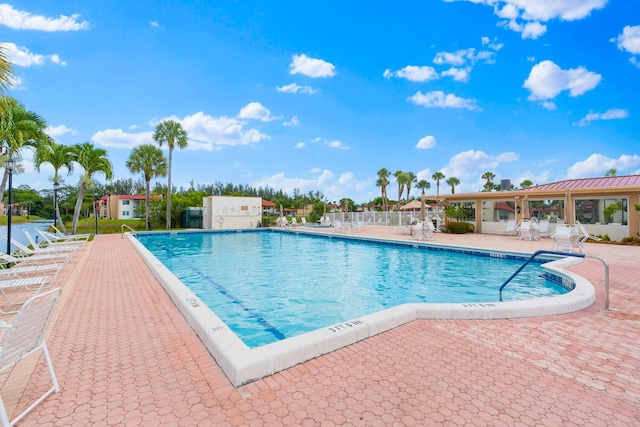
(416, 135, 436, 149)
(46, 124, 77, 138)
(448, 0, 607, 38)
(3, 42, 66, 66)
(612, 25, 640, 66)
(294, 142, 305, 149)
(92, 129, 154, 149)
(566, 153, 640, 179)
(574, 108, 629, 126)
(150, 21, 159, 27)
(442, 149, 520, 183)
(541, 101, 557, 111)
(289, 54, 336, 78)
(0, 4, 90, 31)
(95, 111, 271, 150)
(383, 65, 439, 82)
(237, 102, 280, 122)
(408, 91, 479, 110)
(276, 83, 317, 94)
(283, 116, 300, 127)
(253, 168, 368, 203)
(441, 67, 472, 82)
(311, 137, 349, 150)
(523, 60, 601, 100)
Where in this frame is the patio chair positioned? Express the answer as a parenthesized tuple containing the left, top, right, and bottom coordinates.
(538, 220, 551, 238)
(517, 220, 533, 240)
(289, 217, 298, 228)
(0, 288, 61, 427)
(301, 218, 307, 226)
(499, 220, 517, 236)
(0, 252, 70, 269)
(551, 225, 575, 253)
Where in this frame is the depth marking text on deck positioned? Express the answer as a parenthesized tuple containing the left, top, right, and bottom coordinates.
(328, 320, 363, 333)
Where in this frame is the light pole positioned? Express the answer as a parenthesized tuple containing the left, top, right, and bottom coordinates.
(94, 190, 99, 235)
(53, 181, 59, 230)
(6, 158, 14, 255)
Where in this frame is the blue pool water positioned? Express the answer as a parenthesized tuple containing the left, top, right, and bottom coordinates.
(137, 230, 568, 348)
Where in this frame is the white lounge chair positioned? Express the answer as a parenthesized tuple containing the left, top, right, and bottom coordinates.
(301, 218, 307, 226)
(0, 276, 49, 313)
(51, 225, 91, 240)
(499, 220, 517, 236)
(0, 288, 61, 427)
(24, 230, 81, 252)
(412, 222, 434, 241)
(37, 230, 87, 247)
(290, 217, 298, 228)
(5, 238, 76, 260)
(575, 223, 600, 252)
(0, 252, 70, 268)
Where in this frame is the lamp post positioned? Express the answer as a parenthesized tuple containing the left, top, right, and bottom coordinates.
(53, 181, 59, 230)
(6, 158, 14, 255)
(94, 190, 99, 235)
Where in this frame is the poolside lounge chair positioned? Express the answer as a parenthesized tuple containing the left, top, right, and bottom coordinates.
(334, 220, 350, 233)
(0, 276, 49, 313)
(0, 252, 70, 268)
(51, 225, 91, 241)
(290, 217, 298, 228)
(301, 218, 307, 226)
(37, 230, 88, 247)
(6, 237, 76, 259)
(499, 220, 517, 236)
(0, 288, 61, 427)
(24, 230, 81, 252)
(412, 222, 433, 241)
(575, 223, 601, 252)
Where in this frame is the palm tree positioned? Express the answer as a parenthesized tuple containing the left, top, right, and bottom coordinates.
(416, 179, 430, 196)
(405, 171, 417, 200)
(376, 168, 390, 211)
(446, 177, 460, 194)
(126, 144, 167, 231)
(0, 45, 15, 113)
(0, 98, 52, 202)
(70, 142, 113, 234)
(394, 170, 408, 211)
(605, 169, 617, 177)
(153, 120, 188, 229)
(34, 141, 75, 229)
(520, 179, 533, 188)
(481, 171, 496, 192)
(432, 171, 445, 196)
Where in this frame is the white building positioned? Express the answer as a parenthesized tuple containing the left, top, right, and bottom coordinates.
(202, 196, 262, 229)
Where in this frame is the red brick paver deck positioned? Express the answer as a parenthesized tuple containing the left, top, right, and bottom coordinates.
(8, 231, 640, 426)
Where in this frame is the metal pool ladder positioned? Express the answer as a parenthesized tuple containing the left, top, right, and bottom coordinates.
(499, 250, 610, 310)
(121, 224, 136, 238)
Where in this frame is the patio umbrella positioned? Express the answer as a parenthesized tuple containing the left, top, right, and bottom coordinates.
(343, 199, 348, 220)
(522, 196, 530, 219)
(279, 204, 284, 226)
(420, 197, 426, 222)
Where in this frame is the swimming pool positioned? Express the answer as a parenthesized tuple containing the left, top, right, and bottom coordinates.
(130, 229, 595, 385)
(138, 230, 567, 347)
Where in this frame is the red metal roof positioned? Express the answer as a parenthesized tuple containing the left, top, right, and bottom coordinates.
(262, 200, 276, 207)
(528, 175, 640, 191)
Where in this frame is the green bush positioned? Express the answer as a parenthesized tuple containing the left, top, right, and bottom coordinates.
(444, 222, 474, 234)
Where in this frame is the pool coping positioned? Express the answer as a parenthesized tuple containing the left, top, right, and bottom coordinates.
(127, 229, 596, 386)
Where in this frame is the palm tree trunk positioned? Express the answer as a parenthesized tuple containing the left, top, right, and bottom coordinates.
(145, 179, 151, 231)
(166, 148, 172, 229)
(0, 166, 8, 203)
(71, 180, 88, 234)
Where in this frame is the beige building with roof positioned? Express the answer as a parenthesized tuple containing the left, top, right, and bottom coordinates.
(426, 175, 640, 241)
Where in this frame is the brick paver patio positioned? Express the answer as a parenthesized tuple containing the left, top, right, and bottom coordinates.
(4, 228, 639, 426)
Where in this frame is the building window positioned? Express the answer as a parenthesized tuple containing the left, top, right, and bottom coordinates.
(575, 198, 627, 225)
(122, 200, 130, 205)
(122, 211, 130, 216)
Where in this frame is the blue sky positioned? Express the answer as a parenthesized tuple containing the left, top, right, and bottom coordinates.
(3, 0, 640, 203)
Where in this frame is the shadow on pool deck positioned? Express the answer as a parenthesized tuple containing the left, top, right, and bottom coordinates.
(8, 228, 640, 425)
